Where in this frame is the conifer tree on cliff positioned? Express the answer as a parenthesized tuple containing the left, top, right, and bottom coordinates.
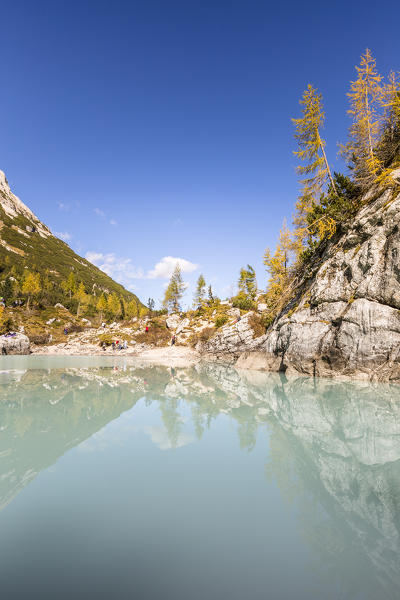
(238, 265, 257, 299)
(345, 49, 383, 186)
(263, 219, 293, 310)
(379, 71, 400, 167)
(292, 85, 336, 245)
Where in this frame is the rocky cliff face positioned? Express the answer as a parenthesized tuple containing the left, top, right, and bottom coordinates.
(204, 170, 400, 381)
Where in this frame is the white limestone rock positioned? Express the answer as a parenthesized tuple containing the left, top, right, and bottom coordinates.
(0, 333, 30, 355)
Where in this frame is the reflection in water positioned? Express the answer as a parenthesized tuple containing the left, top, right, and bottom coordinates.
(1, 361, 400, 599)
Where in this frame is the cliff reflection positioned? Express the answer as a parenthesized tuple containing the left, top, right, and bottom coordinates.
(1, 363, 400, 598)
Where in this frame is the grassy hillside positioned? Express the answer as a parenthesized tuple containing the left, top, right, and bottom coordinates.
(0, 177, 145, 326)
(0, 201, 137, 300)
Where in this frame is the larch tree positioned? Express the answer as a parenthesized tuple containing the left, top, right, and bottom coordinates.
(61, 272, 76, 299)
(379, 71, 400, 167)
(126, 299, 137, 319)
(163, 264, 185, 313)
(346, 48, 383, 186)
(96, 294, 107, 322)
(74, 282, 89, 316)
(107, 293, 121, 318)
(22, 272, 41, 312)
(194, 274, 206, 308)
(263, 221, 294, 312)
(292, 84, 336, 247)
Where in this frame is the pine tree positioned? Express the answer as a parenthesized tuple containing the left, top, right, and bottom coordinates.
(119, 298, 125, 319)
(238, 265, 257, 299)
(2, 278, 14, 304)
(147, 298, 155, 314)
(208, 284, 214, 303)
(194, 274, 206, 308)
(163, 264, 185, 312)
(345, 49, 383, 186)
(22, 272, 41, 311)
(293, 85, 336, 244)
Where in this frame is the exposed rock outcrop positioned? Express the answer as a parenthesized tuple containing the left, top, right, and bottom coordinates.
(204, 174, 400, 381)
(0, 333, 30, 355)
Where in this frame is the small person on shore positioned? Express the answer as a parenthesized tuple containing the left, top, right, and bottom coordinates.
(145, 325, 149, 333)
(64, 327, 68, 335)
(171, 334, 176, 346)
(123, 340, 127, 349)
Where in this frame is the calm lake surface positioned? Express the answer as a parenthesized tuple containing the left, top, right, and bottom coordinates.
(0, 356, 399, 600)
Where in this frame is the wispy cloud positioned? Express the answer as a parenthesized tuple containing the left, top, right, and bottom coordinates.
(85, 252, 144, 288)
(147, 256, 198, 279)
(94, 207, 105, 217)
(109, 219, 117, 226)
(54, 231, 72, 242)
(85, 252, 198, 290)
(58, 202, 70, 212)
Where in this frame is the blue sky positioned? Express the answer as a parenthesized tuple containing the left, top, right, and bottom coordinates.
(1, 0, 399, 307)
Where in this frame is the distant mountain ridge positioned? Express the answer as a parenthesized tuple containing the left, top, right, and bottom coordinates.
(0, 170, 142, 305)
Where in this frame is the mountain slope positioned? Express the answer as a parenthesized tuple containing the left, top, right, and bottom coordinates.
(0, 170, 142, 305)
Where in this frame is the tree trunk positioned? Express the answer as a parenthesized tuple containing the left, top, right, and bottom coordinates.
(317, 130, 337, 194)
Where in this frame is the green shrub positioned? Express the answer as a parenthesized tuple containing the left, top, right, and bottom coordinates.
(232, 293, 256, 311)
(0, 316, 15, 335)
(29, 333, 51, 345)
(215, 315, 228, 328)
(98, 333, 114, 346)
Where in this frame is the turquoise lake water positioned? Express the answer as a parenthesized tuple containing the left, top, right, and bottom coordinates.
(0, 356, 399, 599)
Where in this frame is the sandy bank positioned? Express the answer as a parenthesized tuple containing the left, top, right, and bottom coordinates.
(31, 343, 200, 367)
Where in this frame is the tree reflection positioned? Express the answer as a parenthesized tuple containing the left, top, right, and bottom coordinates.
(1, 363, 400, 598)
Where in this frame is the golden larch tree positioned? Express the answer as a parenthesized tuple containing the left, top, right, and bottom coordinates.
(292, 84, 336, 247)
(22, 272, 41, 311)
(74, 281, 89, 316)
(346, 49, 383, 186)
(263, 220, 294, 312)
(379, 70, 400, 168)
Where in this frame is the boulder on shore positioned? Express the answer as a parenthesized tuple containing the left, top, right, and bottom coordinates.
(0, 333, 30, 355)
